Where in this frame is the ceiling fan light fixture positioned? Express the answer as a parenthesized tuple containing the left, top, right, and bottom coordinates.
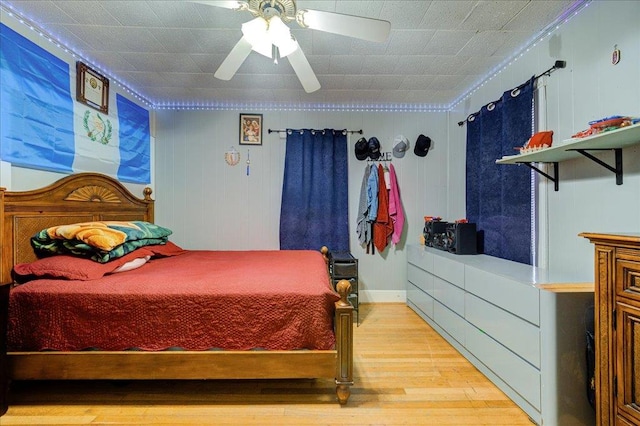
(241, 17, 272, 57)
(241, 17, 268, 46)
(276, 37, 297, 57)
(268, 16, 288, 40)
(252, 39, 273, 58)
(269, 16, 297, 57)
(204, 0, 389, 92)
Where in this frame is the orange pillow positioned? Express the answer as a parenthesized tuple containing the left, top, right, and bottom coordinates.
(144, 241, 186, 257)
(13, 248, 153, 282)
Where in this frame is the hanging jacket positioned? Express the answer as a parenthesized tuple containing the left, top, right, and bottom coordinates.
(366, 164, 378, 222)
(388, 163, 405, 245)
(356, 165, 372, 245)
(373, 164, 393, 252)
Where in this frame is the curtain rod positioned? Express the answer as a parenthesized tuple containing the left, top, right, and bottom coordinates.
(268, 128, 363, 135)
(457, 60, 567, 127)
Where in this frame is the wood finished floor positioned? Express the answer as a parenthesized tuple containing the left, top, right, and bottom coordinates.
(2, 303, 534, 425)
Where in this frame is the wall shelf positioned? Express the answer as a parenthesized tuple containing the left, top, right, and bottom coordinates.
(496, 124, 640, 191)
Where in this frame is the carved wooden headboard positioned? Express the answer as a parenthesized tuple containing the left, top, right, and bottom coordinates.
(0, 173, 154, 284)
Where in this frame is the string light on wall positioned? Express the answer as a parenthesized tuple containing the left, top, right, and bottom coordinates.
(152, 101, 448, 113)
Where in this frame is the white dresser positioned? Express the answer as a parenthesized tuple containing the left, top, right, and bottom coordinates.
(406, 244, 595, 426)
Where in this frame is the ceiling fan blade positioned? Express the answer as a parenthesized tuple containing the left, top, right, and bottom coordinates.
(189, 1, 249, 11)
(214, 37, 253, 80)
(287, 47, 320, 93)
(296, 9, 391, 43)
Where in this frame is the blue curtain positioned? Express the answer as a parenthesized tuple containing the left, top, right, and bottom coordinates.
(466, 77, 534, 265)
(280, 129, 349, 251)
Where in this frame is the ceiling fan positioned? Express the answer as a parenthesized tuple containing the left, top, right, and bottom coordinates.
(191, 0, 391, 93)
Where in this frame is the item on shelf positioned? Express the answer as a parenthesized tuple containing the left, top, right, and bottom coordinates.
(444, 221, 477, 255)
(516, 130, 553, 154)
(431, 232, 448, 251)
(328, 251, 359, 325)
(571, 115, 636, 139)
(423, 217, 447, 247)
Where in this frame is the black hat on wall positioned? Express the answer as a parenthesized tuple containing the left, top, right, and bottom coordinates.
(368, 137, 381, 160)
(355, 137, 369, 160)
(414, 134, 432, 157)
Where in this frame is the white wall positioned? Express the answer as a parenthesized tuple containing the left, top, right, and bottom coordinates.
(154, 109, 450, 301)
(449, 0, 640, 281)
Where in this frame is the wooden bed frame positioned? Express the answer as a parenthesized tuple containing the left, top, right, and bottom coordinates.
(0, 172, 354, 414)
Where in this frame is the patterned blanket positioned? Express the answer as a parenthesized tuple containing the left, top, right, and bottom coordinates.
(32, 221, 173, 263)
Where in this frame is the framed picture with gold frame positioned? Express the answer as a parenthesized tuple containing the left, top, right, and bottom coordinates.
(76, 61, 109, 114)
(239, 113, 263, 145)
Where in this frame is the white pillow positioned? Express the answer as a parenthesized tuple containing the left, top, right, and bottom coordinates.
(110, 255, 151, 273)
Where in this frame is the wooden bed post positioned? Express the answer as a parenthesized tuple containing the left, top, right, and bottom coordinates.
(334, 279, 354, 404)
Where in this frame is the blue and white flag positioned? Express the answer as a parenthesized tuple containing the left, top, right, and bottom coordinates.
(0, 23, 150, 184)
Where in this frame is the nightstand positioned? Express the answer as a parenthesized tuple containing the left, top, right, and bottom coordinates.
(328, 251, 359, 325)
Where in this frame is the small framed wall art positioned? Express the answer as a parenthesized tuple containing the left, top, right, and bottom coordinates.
(239, 113, 263, 145)
(76, 61, 109, 114)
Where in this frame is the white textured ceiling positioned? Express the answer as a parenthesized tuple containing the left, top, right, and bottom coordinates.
(1, 0, 587, 110)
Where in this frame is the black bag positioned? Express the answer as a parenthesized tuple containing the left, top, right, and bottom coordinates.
(586, 329, 596, 409)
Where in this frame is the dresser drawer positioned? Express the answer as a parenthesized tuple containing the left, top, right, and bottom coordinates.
(465, 265, 540, 326)
(465, 293, 540, 368)
(407, 244, 434, 273)
(434, 301, 465, 345)
(616, 257, 640, 302)
(408, 263, 434, 297)
(407, 282, 434, 319)
(433, 277, 464, 316)
(433, 256, 464, 289)
(333, 262, 357, 277)
(466, 323, 541, 410)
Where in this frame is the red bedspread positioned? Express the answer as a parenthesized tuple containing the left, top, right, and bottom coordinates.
(8, 250, 339, 351)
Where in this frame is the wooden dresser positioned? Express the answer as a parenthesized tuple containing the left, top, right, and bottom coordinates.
(581, 233, 640, 426)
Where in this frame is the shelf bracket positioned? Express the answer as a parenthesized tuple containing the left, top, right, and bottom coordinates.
(568, 148, 623, 185)
(517, 161, 559, 191)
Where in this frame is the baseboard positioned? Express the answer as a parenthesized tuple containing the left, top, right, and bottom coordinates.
(359, 290, 406, 304)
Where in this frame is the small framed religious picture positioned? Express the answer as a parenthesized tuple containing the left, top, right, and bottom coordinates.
(239, 113, 263, 145)
(76, 61, 109, 114)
